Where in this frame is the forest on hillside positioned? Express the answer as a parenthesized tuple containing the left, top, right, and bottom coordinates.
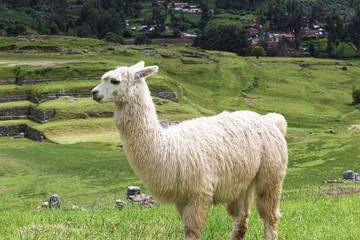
(0, 0, 359, 58)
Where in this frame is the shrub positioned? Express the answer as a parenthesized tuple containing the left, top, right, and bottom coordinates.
(250, 46, 266, 58)
(13, 67, 25, 84)
(352, 87, 360, 105)
(309, 43, 316, 57)
(134, 35, 152, 45)
(49, 22, 59, 35)
(105, 32, 125, 44)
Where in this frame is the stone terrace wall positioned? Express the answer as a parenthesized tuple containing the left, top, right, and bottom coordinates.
(0, 96, 30, 103)
(0, 91, 178, 103)
(0, 124, 44, 141)
(0, 79, 16, 85)
(20, 77, 100, 85)
(0, 106, 55, 123)
(150, 91, 179, 102)
(0, 78, 100, 86)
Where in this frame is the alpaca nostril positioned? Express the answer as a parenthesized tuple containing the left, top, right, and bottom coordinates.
(91, 90, 103, 101)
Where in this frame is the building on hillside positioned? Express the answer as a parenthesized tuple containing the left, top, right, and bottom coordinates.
(267, 31, 295, 42)
(189, 8, 202, 13)
(157, 1, 165, 6)
(247, 19, 257, 25)
(174, 2, 189, 8)
(180, 32, 197, 39)
(248, 28, 260, 38)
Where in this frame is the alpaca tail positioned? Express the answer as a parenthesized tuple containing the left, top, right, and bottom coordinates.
(264, 113, 287, 136)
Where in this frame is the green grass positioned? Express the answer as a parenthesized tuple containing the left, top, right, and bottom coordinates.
(301, 38, 358, 58)
(0, 100, 36, 109)
(1, 36, 360, 239)
(0, 8, 35, 27)
(1, 194, 359, 239)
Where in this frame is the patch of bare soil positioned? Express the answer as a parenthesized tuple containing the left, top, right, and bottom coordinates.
(8, 61, 85, 67)
(125, 38, 193, 45)
(348, 125, 360, 131)
(0, 185, 7, 193)
(288, 135, 307, 140)
(319, 187, 360, 197)
(243, 96, 264, 106)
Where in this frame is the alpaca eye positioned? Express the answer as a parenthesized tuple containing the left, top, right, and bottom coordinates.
(111, 80, 120, 85)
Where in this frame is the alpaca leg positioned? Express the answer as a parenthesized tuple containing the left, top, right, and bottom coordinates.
(227, 184, 254, 240)
(255, 181, 283, 240)
(180, 197, 212, 240)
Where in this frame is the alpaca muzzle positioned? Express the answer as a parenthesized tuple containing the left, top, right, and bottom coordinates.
(92, 90, 103, 102)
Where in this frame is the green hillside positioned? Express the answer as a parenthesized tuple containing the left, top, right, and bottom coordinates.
(0, 36, 360, 239)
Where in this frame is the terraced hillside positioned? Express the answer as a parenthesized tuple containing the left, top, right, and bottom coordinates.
(1, 36, 360, 239)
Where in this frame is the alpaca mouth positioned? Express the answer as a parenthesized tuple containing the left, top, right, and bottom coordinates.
(92, 94, 104, 102)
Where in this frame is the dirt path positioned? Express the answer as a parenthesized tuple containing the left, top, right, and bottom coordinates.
(0, 62, 8, 64)
(320, 187, 360, 197)
(243, 96, 265, 106)
(8, 61, 86, 67)
(348, 125, 360, 130)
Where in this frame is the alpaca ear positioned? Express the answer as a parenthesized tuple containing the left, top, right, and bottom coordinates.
(132, 61, 145, 69)
(134, 66, 158, 80)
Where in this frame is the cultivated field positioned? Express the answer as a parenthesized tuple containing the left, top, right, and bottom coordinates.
(0, 36, 360, 239)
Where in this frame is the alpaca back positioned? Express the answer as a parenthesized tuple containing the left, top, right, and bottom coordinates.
(263, 113, 287, 136)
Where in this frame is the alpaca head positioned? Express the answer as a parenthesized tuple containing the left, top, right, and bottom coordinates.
(92, 61, 158, 103)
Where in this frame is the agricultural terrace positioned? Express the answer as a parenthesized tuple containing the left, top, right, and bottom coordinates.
(0, 36, 360, 239)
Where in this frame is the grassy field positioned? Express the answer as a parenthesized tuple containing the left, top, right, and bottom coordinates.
(1, 194, 359, 239)
(1, 36, 360, 239)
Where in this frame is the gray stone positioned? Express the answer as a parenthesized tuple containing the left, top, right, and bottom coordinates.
(343, 170, 355, 180)
(71, 204, 79, 210)
(134, 194, 152, 202)
(133, 194, 154, 208)
(81, 205, 95, 211)
(14, 132, 25, 139)
(116, 199, 126, 209)
(127, 186, 140, 198)
(150, 91, 179, 102)
(141, 50, 156, 56)
(48, 194, 60, 209)
(354, 173, 360, 181)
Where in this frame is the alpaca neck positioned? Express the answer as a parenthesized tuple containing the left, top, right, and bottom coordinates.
(114, 79, 164, 171)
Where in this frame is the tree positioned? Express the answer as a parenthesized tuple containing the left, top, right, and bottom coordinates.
(173, 29, 180, 38)
(352, 87, 360, 105)
(309, 43, 316, 57)
(77, 21, 91, 38)
(348, 9, 360, 56)
(194, 24, 250, 56)
(286, 0, 304, 49)
(149, 7, 167, 35)
(67, 28, 77, 36)
(13, 66, 25, 85)
(325, 14, 345, 55)
(309, 3, 323, 27)
(105, 32, 125, 44)
(199, 1, 210, 32)
(134, 34, 152, 45)
(6, 23, 26, 36)
(250, 46, 266, 58)
(49, 21, 59, 35)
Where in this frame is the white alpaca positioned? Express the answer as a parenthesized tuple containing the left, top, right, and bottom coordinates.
(92, 62, 288, 240)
